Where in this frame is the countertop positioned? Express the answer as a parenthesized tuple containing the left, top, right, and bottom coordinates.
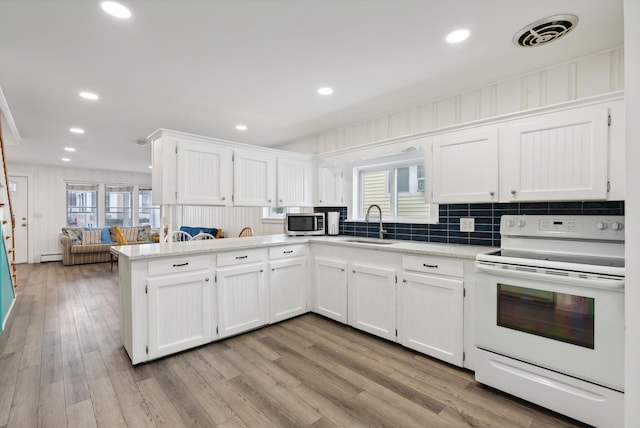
(111, 234, 495, 261)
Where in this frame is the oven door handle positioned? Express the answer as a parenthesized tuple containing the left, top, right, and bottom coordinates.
(476, 263, 625, 291)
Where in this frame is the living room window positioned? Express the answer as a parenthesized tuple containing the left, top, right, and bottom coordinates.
(138, 186, 160, 228)
(105, 185, 133, 227)
(66, 183, 98, 227)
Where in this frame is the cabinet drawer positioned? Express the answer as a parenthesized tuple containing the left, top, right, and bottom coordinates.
(217, 248, 266, 267)
(402, 255, 463, 277)
(269, 244, 306, 260)
(148, 254, 211, 276)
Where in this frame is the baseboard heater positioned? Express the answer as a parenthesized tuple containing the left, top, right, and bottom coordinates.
(39, 253, 62, 263)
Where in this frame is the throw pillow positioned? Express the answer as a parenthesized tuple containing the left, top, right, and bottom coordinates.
(113, 226, 128, 245)
(82, 229, 101, 245)
(123, 227, 138, 242)
(100, 227, 112, 244)
(62, 227, 84, 245)
(137, 225, 150, 242)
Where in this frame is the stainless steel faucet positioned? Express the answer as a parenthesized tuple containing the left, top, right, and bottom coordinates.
(365, 204, 387, 239)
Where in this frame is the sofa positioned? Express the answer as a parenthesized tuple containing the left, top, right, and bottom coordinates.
(59, 225, 158, 266)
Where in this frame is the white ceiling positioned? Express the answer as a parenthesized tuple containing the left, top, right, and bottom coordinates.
(0, 0, 623, 174)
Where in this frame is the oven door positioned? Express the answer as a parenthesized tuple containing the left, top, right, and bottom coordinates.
(475, 262, 624, 391)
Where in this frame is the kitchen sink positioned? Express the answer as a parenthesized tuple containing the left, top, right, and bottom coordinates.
(344, 239, 396, 245)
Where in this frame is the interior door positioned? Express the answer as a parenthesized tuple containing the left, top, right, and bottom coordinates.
(8, 176, 28, 264)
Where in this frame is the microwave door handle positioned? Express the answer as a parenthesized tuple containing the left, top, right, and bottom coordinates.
(476, 263, 625, 291)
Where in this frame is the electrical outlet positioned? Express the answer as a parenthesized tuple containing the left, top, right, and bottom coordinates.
(460, 217, 475, 232)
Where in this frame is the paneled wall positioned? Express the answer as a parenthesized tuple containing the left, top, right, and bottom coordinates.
(7, 162, 152, 263)
(178, 205, 288, 238)
(276, 47, 624, 154)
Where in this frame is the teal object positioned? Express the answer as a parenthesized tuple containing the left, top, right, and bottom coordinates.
(0, 237, 15, 333)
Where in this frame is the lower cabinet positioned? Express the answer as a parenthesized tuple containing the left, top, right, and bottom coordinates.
(147, 269, 214, 360)
(314, 258, 348, 323)
(399, 256, 464, 366)
(217, 261, 267, 339)
(269, 256, 308, 323)
(348, 264, 397, 341)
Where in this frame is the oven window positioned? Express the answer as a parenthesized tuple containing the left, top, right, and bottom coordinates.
(497, 284, 594, 349)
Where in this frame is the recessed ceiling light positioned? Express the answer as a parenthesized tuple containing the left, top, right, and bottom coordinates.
(235, 124, 248, 131)
(148, 165, 153, 169)
(69, 127, 85, 134)
(79, 91, 99, 101)
(100, 1, 132, 19)
(61, 158, 71, 162)
(317, 87, 334, 96)
(446, 29, 470, 44)
(64, 147, 76, 152)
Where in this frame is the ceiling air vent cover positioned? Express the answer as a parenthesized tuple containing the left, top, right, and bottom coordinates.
(514, 14, 578, 47)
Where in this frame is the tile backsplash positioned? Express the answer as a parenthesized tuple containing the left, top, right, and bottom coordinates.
(315, 201, 625, 247)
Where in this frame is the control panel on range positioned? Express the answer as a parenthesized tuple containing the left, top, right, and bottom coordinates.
(500, 215, 625, 240)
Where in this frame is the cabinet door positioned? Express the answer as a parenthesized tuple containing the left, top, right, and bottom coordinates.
(217, 263, 267, 338)
(500, 105, 609, 201)
(277, 157, 312, 207)
(349, 264, 397, 341)
(269, 257, 308, 323)
(314, 258, 348, 323)
(147, 270, 213, 360)
(431, 127, 499, 203)
(234, 150, 276, 206)
(317, 166, 343, 206)
(399, 272, 463, 366)
(177, 140, 233, 205)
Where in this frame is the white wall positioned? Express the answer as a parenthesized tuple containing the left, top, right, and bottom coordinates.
(624, 1, 639, 426)
(7, 162, 152, 263)
(178, 205, 291, 238)
(277, 47, 624, 154)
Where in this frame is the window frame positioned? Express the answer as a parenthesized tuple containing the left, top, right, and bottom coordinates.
(352, 156, 438, 224)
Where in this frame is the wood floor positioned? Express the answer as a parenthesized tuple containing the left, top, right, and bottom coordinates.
(0, 262, 590, 428)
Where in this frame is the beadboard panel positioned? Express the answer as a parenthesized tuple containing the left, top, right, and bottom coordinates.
(7, 162, 151, 263)
(179, 205, 287, 238)
(276, 47, 624, 155)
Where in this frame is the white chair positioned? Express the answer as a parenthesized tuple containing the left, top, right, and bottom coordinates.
(192, 232, 216, 240)
(164, 230, 193, 242)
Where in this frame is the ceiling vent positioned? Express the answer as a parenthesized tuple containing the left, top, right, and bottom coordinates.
(513, 15, 578, 48)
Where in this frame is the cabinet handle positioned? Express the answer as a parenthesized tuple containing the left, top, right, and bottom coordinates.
(260, 269, 264, 273)
(403, 279, 407, 283)
(222, 196, 226, 201)
(279, 199, 283, 203)
(423, 263, 438, 269)
(205, 278, 210, 282)
(511, 190, 517, 195)
(173, 262, 189, 267)
(319, 200, 322, 203)
(489, 191, 495, 196)
(352, 270, 356, 273)
(268, 199, 272, 203)
(235, 255, 248, 260)
(283, 250, 293, 254)
(272, 268, 275, 271)
(341, 268, 345, 272)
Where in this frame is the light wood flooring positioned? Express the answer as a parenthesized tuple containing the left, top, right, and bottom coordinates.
(0, 262, 590, 427)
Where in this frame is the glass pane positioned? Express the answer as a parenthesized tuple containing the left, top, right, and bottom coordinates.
(397, 167, 410, 193)
(138, 188, 160, 227)
(105, 187, 132, 227)
(362, 170, 390, 216)
(67, 189, 97, 227)
(497, 283, 594, 349)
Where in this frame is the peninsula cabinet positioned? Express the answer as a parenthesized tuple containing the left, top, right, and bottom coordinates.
(233, 149, 276, 206)
(216, 249, 268, 339)
(314, 258, 348, 323)
(431, 126, 499, 203)
(399, 255, 464, 367)
(277, 157, 313, 207)
(500, 104, 610, 202)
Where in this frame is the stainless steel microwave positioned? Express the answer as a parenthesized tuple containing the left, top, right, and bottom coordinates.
(284, 213, 325, 236)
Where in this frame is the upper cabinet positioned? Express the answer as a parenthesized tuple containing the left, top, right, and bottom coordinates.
(233, 149, 276, 206)
(277, 157, 313, 207)
(429, 97, 622, 204)
(431, 127, 499, 203)
(500, 105, 609, 202)
(316, 166, 344, 206)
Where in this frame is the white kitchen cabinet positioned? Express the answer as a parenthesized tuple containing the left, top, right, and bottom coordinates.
(399, 255, 464, 367)
(147, 269, 213, 360)
(277, 156, 313, 207)
(233, 149, 276, 206)
(500, 104, 609, 202)
(314, 258, 348, 323)
(217, 249, 268, 338)
(150, 130, 233, 205)
(317, 166, 343, 206)
(348, 264, 397, 341)
(431, 127, 499, 203)
(269, 256, 308, 323)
